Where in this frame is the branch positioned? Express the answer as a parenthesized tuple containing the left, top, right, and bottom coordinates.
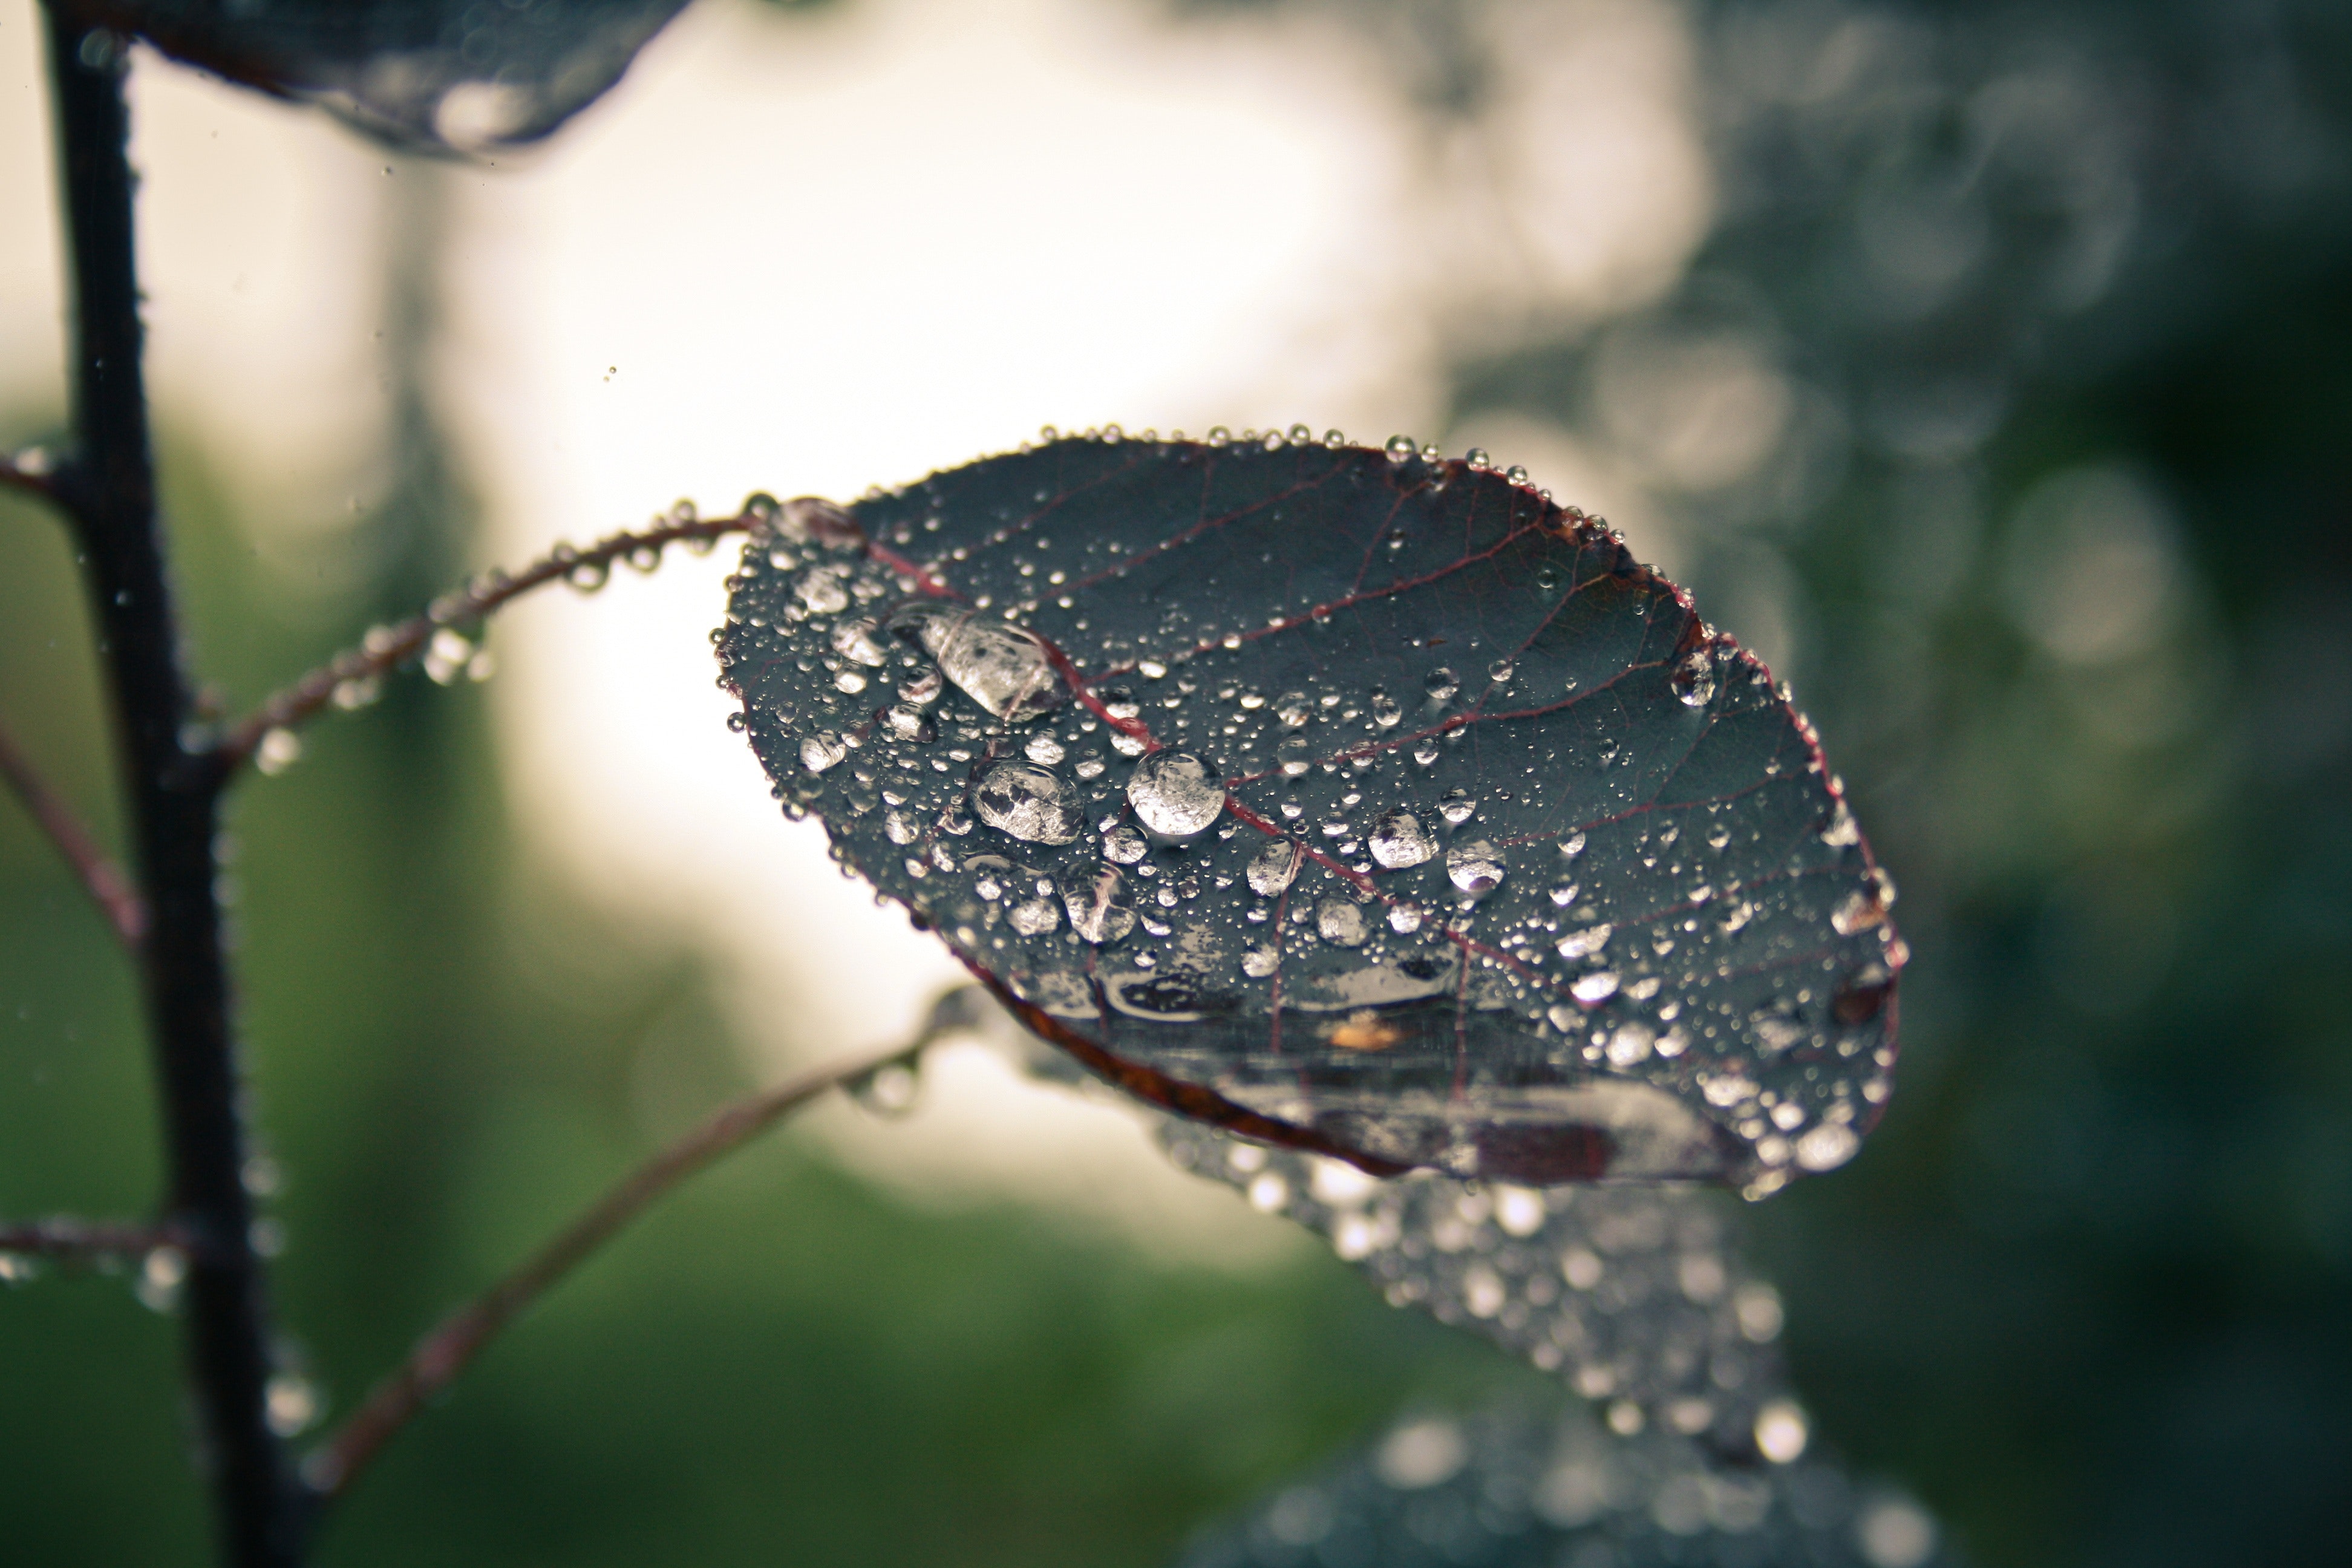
(0, 1215, 188, 1262)
(0, 714, 146, 950)
(212, 506, 762, 779)
(307, 1024, 943, 1500)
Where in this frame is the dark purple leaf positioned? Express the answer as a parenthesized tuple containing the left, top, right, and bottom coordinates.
(73, 0, 688, 153)
(717, 432, 1906, 1190)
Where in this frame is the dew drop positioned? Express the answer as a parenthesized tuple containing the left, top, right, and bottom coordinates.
(1557, 923, 1612, 960)
(1277, 736, 1313, 776)
(1024, 732, 1066, 765)
(1125, 750, 1226, 838)
(1387, 901, 1424, 933)
(1102, 823, 1148, 864)
(1368, 808, 1436, 869)
(800, 732, 848, 774)
(973, 762, 1083, 844)
(1385, 434, 1417, 463)
(1246, 839, 1302, 896)
(1438, 788, 1475, 826)
(1242, 942, 1279, 978)
(1488, 659, 1515, 684)
(1446, 840, 1505, 895)
(1316, 897, 1368, 947)
(1412, 740, 1440, 766)
(1671, 648, 1716, 708)
(1605, 1022, 1655, 1066)
(1369, 688, 1402, 728)
(887, 604, 1067, 720)
(794, 567, 850, 616)
(1423, 667, 1459, 704)
(1570, 970, 1621, 1005)
(830, 618, 890, 667)
(1063, 866, 1137, 944)
(1275, 691, 1313, 728)
(1008, 894, 1060, 935)
(1465, 446, 1491, 470)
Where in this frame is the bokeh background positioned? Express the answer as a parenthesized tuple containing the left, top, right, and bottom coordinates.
(3, 0, 2348, 1563)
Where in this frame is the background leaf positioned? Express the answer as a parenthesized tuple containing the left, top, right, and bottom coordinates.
(73, 0, 689, 152)
(720, 433, 1906, 1191)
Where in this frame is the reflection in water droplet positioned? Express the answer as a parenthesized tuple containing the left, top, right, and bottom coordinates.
(1557, 923, 1612, 960)
(1277, 736, 1313, 776)
(1101, 824, 1147, 864)
(1560, 832, 1587, 859)
(830, 618, 889, 667)
(1672, 649, 1717, 708)
(1247, 838, 1302, 896)
(1607, 1023, 1655, 1066)
(1009, 894, 1060, 935)
(1242, 942, 1279, 978)
(1488, 659, 1515, 684)
(1571, 970, 1621, 1005)
(1368, 808, 1436, 869)
(1275, 691, 1313, 728)
(1126, 750, 1225, 838)
(1316, 897, 1368, 947)
(1063, 866, 1136, 944)
(1439, 788, 1475, 826)
(887, 603, 1067, 720)
(1446, 839, 1505, 894)
(1370, 689, 1402, 728)
(974, 762, 1083, 844)
(1385, 434, 1417, 463)
(1550, 881, 1581, 907)
(1024, 731, 1065, 765)
(800, 733, 847, 773)
(1387, 901, 1424, 933)
(1424, 667, 1460, 704)
(1413, 740, 1440, 766)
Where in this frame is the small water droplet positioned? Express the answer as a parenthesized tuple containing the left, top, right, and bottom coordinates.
(1438, 788, 1475, 826)
(1570, 970, 1621, 1005)
(1275, 691, 1313, 728)
(1558, 833, 1587, 859)
(1247, 838, 1302, 896)
(1009, 893, 1060, 935)
(1024, 732, 1065, 765)
(1387, 901, 1424, 933)
(1412, 740, 1440, 766)
(1369, 689, 1402, 728)
(1126, 750, 1225, 838)
(1605, 1022, 1655, 1066)
(1368, 808, 1436, 869)
(794, 567, 850, 616)
(799, 732, 846, 774)
(1063, 866, 1137, 944)
(1207, 425, 1232, 446)
(1557, 923, 1612, 960)
(1385, 434, 1417, 463)
(1423, 667, 1459, 704)
(1465, 446, 1491, 469)
(1506, 464, 1530, 485)
(1671, 648, 1716, 708)
(974, 762, 1083, 844)
(1277, 736, 1313, 776)
(1242, 942, 1279, 977)
(1487, 658, 1514, 684)
(1446, 839, 1504, 895)
(1102, 823, 1148, 863)
(1549, 881, 1580, 907)
(1316, 897, 1368, 947)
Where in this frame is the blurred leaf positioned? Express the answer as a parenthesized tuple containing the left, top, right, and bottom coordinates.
(73, 0, 690, 153)
(719, 433, 1906, 1191)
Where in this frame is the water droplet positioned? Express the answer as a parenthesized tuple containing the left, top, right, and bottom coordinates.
(887, 604, 1067, 720)
(1446, 840, 1504, 895)
(880, 706, 933, 742)
(1247, 839, 1302, 896)
(973, 762, 1083, 844)
(1387, 901, 1424, 933)
(1606, 1023, 1655, 1066)
(1288, 423, 1313, 446)
(1277, 736, 1313, 776)
(1368, 808, 1436, 869)
(1125, 750, 1225, 838)
(1101, 823, 1148, 863)
(800, 732, 847, 773)
(1206, 425, 1231, 446)
(1412, 740, 1440, 766)
(1316, 897, 1368, 947)
(1242, 942, 1279, 978)
(1385, 434, 1417, 464)
(1063, 866, 1137, 944)
(1671, 648, 1716, 708)
(1423, 667, 1459, 704)
(1794, 1122, 1859, 1171)
(1570, 970, 1621, 1005)
(794, 567, 850, 616)
(1009, 893, 1060, 935)
(1754, 1399, 1808, 1463)
(1323, 428, 1347, 448)
(1488, 659, 1514, 684)
(1557, 923, 1611, 960)
(1549, 881, 1579, 907)
(1820, 800, 1860, 847)
(883, 809, 920, 844)
(830, 618, 889, 667)
(1275, 691, 1313, 728)
(1558, 833, 1587, 859)
(1506, 464, 1530, 484)
(1024, 732, 1065, 765)
(1369, 689, 1402, 728)
(1438, 788, 1475, 826)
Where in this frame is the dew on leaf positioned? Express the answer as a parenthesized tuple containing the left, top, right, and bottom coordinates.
(1316, 897, 1369, 948)
(719, 437, 1904, 1187)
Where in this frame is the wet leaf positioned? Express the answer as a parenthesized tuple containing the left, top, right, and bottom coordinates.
(1175, 1403, 1955, 1568)
(76, 0, 690, 153)
(718, 432, 1906, 1189)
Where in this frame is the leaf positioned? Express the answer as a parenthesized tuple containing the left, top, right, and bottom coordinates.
(717, 431, 1906, 1190)
(1174, 1402, 1955, 1568)
(1156, 1118, 1787, 1449)
(76, 0, 690, 153)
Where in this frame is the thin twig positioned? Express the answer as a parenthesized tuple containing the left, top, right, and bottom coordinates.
(0, 714, 147, 950)
(0, 1216, 188, 1261)
(211, 509, 760, 778)
(0, 451, 60, 505)
(308, 1034, 923, 1500)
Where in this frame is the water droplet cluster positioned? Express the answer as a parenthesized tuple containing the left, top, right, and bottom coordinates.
(717, 434, 1904, 1186)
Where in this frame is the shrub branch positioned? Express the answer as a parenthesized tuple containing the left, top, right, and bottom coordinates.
(0, 714, 147, 950)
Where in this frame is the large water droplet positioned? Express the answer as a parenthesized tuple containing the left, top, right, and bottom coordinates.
(1438, 788, 1475, 826)
(1385, 434, 1417, 463)
(974, 762, 1083, 844)
(1275, 691, 1313, 728)
(887, 603, 1067, 720)
(1446, 840, 1505, 895)
(1247, 838, 1302, 896)
(1063, 866, 1137, 944)
(1316, 897, 1368, 947)
(1424, 667, 1459, 704)
(1126, 750, 1225, 838)
(1009, 893, 1060, 935)
(1368, 808, 1436, 869)
(1370, 688, 1402, 728)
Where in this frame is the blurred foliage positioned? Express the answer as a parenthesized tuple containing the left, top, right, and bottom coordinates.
(7, 0, 2351, 1565)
